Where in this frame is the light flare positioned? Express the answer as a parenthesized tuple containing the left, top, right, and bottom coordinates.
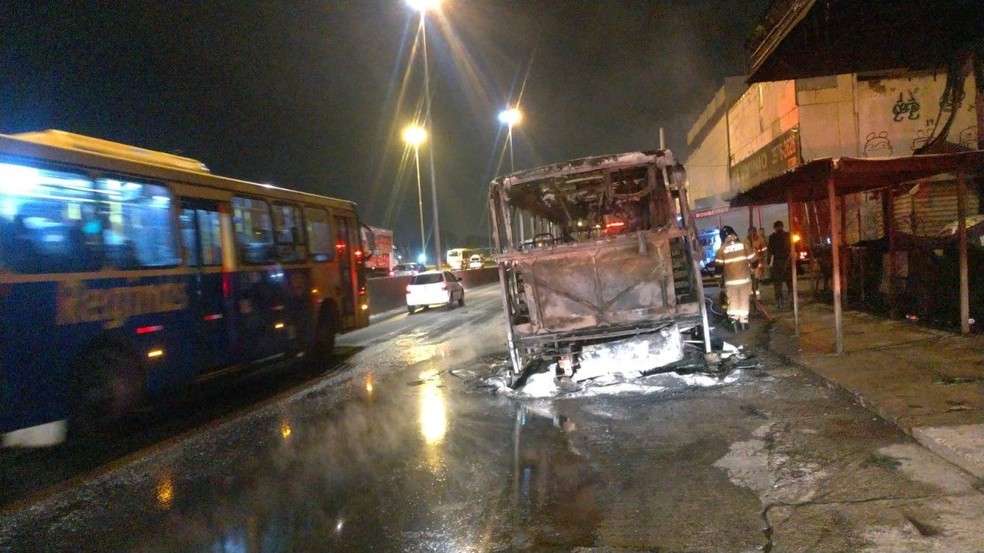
(155, 476, 174, 510)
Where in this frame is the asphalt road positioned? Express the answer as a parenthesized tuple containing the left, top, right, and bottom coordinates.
(1, 284, 982, 552)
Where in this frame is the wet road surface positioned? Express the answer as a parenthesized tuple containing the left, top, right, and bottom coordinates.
(2, 284, 983, 552)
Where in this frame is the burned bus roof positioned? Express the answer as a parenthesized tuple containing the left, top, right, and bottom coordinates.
(491, 149, 677, 189)
(489, 149, 680, 223)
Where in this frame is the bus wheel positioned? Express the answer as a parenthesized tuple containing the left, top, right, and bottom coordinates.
(70, 345, 145, 439)
(310, 306, 337, 359)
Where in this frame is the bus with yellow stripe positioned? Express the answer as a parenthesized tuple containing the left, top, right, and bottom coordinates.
(0, 130, 369, 447)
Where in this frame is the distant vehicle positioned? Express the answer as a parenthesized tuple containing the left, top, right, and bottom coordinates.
(363, 226, 395, 277)
(390, 262, 425, 276)
(405, 271, 464, 313)
(468, 254, 485, 269)
(446, 248, 475, 270)
(697, 228, 721, 272)
(0, 130, 369, 447)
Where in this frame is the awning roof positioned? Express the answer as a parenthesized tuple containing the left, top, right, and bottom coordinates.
(730, 151, 984, 207)
(746, 0, 984, 84)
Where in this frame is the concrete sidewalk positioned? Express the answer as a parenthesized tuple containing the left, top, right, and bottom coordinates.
(737, 278, 984, 481)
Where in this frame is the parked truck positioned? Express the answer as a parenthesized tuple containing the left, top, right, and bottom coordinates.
(488, 149, 712, 385)
(364, 226, 395, 277)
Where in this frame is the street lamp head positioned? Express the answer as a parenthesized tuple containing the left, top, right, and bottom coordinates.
(402, 125, 427, 147)
(498, 107, 522, 127)
(406, 0, 440, 12)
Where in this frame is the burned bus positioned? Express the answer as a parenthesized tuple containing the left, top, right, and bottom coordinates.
(488, 149, 712, 386)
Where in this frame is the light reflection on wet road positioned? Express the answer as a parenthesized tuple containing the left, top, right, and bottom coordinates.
(4, 284, 982, 552)
(1, 286, 602, 552)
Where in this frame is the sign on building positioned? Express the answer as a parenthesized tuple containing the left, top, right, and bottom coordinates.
(729, 126, 801, 191)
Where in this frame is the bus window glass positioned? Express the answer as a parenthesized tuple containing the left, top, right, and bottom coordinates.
(198, 210, 222, 266)
(180, 208, 199, 266)
(181, 207, 222, 267)
(271, 203, 304, 263)
(95, 178, 180, 269)
(304, 206, 333, 262)
(0, 160, 101, 273)
(231, 196, 273, 264)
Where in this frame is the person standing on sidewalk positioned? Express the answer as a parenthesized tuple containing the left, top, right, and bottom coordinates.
(715, 226, 755, 331)
(767, 220, 793, 309)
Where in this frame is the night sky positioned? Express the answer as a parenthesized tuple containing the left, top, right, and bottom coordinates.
(1, 0, 770, 253)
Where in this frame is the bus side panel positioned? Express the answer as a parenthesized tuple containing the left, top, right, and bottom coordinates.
(190, 270, 233, 374)
(1, 281, 69, 433)
(1, 274, 202, 434)
(284, 266, 314, 351)
(228, 266, 310, 364)
(65, 275, 201, 398)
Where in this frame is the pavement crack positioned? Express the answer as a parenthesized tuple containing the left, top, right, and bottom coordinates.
(903, 511, 941, 537)
(769, 494, 941, 508)
(761, 503, 775, 553)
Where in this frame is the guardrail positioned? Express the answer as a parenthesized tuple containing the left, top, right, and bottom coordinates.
(366, 267, 500, 315)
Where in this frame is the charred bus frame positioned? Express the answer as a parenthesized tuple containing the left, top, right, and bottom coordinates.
(488, 150, 712, 383)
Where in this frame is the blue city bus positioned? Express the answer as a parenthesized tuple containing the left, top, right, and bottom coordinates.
(0, 130, 370, 447)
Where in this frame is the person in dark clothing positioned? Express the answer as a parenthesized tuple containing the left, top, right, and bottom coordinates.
(767, 220, 793, 309)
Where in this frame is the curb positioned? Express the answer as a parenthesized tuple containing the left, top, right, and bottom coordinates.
(763, 318, 984, 482)
(912, 424, 984, 481)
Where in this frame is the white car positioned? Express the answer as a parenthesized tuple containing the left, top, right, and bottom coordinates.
(468, 254, 484, 269)
(406, 271, 464, 313)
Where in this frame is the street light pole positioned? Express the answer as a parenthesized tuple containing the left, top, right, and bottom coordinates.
(507, 124, 515, 172)
(423, 25, 442, 269)
(408, 2, 443, 269)
(498, 107, 522, 243)
(402, 125, 428, 264)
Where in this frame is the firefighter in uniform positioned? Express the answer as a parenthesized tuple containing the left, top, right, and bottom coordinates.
(715, 226, 755, 331)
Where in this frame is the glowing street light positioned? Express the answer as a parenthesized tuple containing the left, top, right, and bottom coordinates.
(406, 0, 440, 11)
(498, 107, 522, 172)
(402, 124, 428, 263)
(498, 107, 522, 127)
(401, 124, 427, 147)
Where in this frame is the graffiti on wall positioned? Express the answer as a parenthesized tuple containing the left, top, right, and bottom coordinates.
(863, 131, 893, 157)
(958, 126, 979, 149)
(892, 91, 920, 122)
(858, 72, 978, 157)
(911, 130, 934, 151)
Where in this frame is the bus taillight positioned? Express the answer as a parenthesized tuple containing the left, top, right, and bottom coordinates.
(222, 273, 232, 298)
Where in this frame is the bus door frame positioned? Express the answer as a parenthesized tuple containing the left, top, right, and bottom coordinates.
(333, 213, 359, 330)
(180, 197, 232, 373)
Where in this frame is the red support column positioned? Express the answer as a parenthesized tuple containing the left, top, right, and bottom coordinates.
(829, 178, 843, 354)
(958, 172, 969, 334)
(788, 190, 799, 334)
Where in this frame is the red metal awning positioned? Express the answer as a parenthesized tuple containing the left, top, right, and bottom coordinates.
(728, 150, 984, 354)
(730, 151, 984, 207)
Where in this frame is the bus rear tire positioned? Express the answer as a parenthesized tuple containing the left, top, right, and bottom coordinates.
(69, 345, 145, 440)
